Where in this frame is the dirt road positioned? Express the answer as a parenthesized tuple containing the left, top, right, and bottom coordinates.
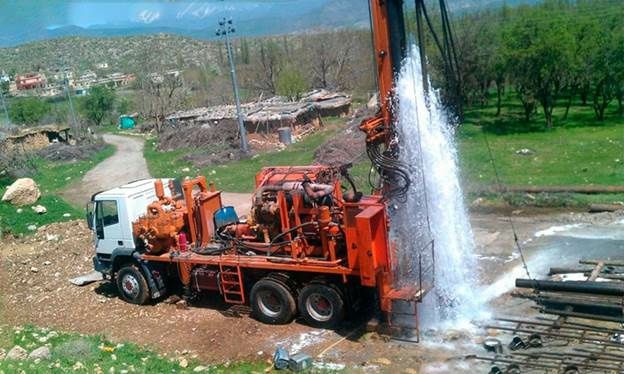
(60, 134, 250, 213)
(61, 134, 151, 207)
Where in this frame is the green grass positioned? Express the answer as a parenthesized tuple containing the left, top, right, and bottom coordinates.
(0, 325, 266, 373)
(0, 145, 115, 236)
(460, 93, 624, 187)
(145, 118, 347, 193)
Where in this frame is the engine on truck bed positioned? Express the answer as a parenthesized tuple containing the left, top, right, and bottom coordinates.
(132, 165, 360, 261)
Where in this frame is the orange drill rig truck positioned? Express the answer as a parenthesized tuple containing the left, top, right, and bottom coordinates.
(88, 0, 433, 338)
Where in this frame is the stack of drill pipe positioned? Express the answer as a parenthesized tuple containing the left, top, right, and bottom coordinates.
(515, 278, 624, 322)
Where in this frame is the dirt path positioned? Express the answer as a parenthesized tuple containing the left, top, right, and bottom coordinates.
(61, 134, 151, 207)
(60, 134, 250, 213)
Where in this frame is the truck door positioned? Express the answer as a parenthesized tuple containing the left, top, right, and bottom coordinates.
(95, 200, 123, 254)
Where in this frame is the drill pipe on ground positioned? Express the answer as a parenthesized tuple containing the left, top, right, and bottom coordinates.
(515, 279, 624, 296)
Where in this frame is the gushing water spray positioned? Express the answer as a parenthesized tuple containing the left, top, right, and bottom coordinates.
(390, 47, 485, 327)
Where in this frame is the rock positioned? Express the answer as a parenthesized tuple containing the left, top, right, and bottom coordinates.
(42, 261, 51, 266)
(367, 93, 379, 112)
(6, 345, 28, 360)
(73, 361, 85, 370)
(31, 205, 47, 214)
(29, 346, 51, 360)
(63, 213, 72, 217)
(0, 348, 6, 360)
(16, 208, 23, 214)
(179, 358, 189, 368)
(30, 267, 39, 273)
(182, 167, 190, 172)
(46, 234, 58, 241)
(27, 225, 37, 231)
(515, 148, 534, 156)
(175, 300, 189, 310)
(193, 366, 207, 372)
(1, 178, 41, 206)
(373, 358, 391, 366)
(471, 197, 485, 208)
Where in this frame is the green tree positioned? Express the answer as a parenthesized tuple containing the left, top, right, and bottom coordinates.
(503, 5, 574, 128)
(0, 81, 8, 95)
(81, 85, 116, 126)
(276, 66, 308, 101)
(9, 97, 50, 125)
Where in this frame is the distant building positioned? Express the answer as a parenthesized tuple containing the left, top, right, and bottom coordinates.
(0, 70, 9, 83)
(95, 62, 109, 69)
(51, 68, 74, 83)
(15, 73, 47, 90)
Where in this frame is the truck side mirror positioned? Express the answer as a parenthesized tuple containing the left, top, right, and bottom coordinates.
(86, 202, 95, 230)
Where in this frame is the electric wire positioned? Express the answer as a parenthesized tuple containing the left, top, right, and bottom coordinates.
(482, 131, 534, 282)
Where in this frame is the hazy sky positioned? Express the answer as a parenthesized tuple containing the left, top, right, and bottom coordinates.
(1, 1, 332, 30)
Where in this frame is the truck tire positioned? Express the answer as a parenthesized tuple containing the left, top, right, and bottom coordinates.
(250, 278, 296, 324)
(298, 283, 344, 328)
(116, 265, 150, 305)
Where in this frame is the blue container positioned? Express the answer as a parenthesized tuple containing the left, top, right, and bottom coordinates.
(214, 206, 238, 228)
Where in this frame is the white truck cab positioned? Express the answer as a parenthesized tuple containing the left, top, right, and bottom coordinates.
(87, 179, 174, 277)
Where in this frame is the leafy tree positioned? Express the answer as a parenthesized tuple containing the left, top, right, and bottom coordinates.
(9, 97, 50, 125)
(0, 81, 8, 95)
(276, 66, 308, 101)
(81, 85, 116, 126)
(502, 5, 574, 128)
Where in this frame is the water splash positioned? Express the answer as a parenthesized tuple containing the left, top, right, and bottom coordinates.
(390, 46, 485, 326)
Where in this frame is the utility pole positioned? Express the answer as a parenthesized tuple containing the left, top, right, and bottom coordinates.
(63, 68, 80, 141)
(216, 17, 249, 154)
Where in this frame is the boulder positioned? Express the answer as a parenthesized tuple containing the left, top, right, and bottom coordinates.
(6, 345, 28, 360)
(2, 178, 41, 206)
(28, 346, 51, 360)
(31, 205, 47, 214)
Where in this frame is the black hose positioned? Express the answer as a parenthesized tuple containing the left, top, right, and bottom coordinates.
(367, 143, 410, 200)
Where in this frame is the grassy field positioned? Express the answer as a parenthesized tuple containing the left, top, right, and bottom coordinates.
(460, 94, 624, 187)
(0, 145, 114, 236)
(0, 325, 265, 373)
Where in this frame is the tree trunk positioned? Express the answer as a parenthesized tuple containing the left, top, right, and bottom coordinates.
(580, 83, 589, 106)
(495, 80, 502, 117)
(541, 95, 554, 129)
(593, 81, 603, 120)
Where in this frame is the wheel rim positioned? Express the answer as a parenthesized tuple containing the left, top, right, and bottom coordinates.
(257, 289, 282, 318)
(121, 273, 140, 299)
(305, 293, 333, 322)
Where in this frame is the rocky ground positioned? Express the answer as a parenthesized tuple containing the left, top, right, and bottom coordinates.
(2, 209, 622, 371)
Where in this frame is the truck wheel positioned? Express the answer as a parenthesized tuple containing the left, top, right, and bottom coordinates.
(250, 278, 296, 324)
(298, 283, 344, 328)
(116, 265, 150, 305)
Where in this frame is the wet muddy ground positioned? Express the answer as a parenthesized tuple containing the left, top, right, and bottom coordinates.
(1, 209, 623, 372)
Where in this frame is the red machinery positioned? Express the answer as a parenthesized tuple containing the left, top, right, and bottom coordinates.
(112, 0, 432, 338)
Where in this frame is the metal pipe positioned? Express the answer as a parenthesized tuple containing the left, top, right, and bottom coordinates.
(468, 355, 559, 370)
(512, 352, 622, 370)
(515, 278, 624, 296)
(539, 308, 624, 323)
(484, 324, 624, 348)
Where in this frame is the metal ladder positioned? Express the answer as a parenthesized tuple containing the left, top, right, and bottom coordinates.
(219, 264, 245, 304)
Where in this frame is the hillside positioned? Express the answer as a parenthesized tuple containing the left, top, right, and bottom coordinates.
(0, 34, 219, 74)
